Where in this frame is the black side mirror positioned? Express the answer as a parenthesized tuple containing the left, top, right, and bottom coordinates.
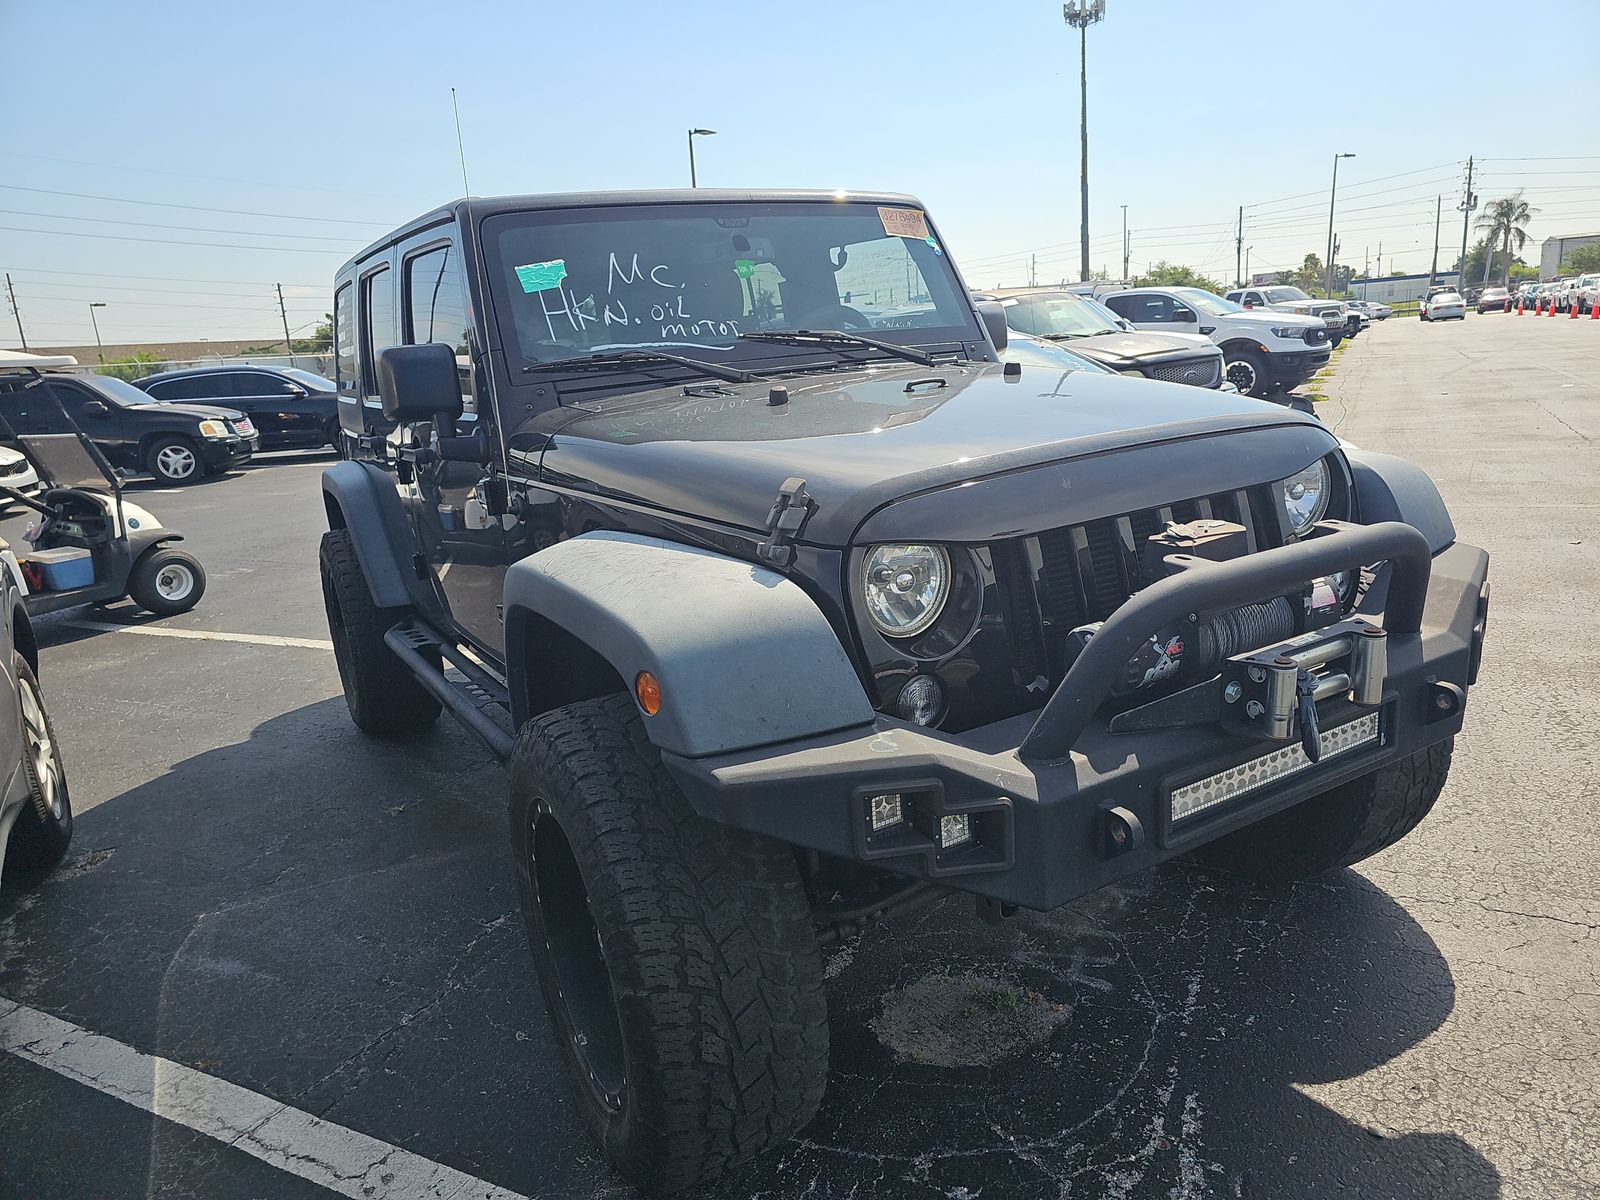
(973, 300, 1009, 352)
(1171, 308, 1197, 323)
(284, 384, 307, 397)
(377, 343, 463, 423)
(81, 400, 109, 416)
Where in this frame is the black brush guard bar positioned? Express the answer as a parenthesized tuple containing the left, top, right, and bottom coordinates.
(1017, 520, 1431, 764)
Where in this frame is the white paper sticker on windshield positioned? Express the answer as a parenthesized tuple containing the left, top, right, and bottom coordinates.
(515, 259, 567, 293)
(878, 207, 929, 240)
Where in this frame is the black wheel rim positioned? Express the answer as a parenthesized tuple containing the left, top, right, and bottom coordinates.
(1225, 358, 1258, 394)
(532, 805, 627, 1108)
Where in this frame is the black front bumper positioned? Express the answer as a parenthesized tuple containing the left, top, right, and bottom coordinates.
(199, 437, 256, 470)
(664, 523, 1489, 912)
(1266, 348, 1331, 386)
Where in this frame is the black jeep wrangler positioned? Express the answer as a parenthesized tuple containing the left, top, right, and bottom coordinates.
(319, 190, 1489, 1193)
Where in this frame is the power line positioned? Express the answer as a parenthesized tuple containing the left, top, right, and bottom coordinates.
(0, 149, 404, 201)
(0, 184, 393, 226)
(0, 225, 351, 255)
(0, 265, 323, 287)
(0, 208, 367, 243)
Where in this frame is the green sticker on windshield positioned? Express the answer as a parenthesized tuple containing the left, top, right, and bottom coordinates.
(515, 259, 567, 293)
(733, 258, 755, 279)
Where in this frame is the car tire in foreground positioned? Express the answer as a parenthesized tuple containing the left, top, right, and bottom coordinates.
(128, 547, 207, 617)
(509, 693, 829, 1194)
(1193, 739, 1452, 884)
(145, 436, 206, 485)
(318, 527, 441, 735)
(1222, 347, 1270, 398)
(7, 656, 72, 875)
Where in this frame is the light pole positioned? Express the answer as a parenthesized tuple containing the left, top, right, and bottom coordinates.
(1120, 204, 1129, 281)
(1063, 1, 1105, 283)
(1325, 152, 1354, 297)
(88, 302, 107, 363)
(1244, 246, 1252, 284)
(687, 128, 716, 188)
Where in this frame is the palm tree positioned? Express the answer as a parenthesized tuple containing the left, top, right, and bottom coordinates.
(1475, 191, 1538, 287)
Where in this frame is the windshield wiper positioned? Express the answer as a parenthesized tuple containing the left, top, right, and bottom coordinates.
(1038, 331, 1090, 341)
(521, 349, 755, 384)
(737, 329, 936, 367)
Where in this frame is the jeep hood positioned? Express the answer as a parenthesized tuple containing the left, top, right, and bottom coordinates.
(532, 362, 1336, 546)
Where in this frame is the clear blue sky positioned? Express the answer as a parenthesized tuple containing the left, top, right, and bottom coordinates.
(3, 0, 1597, 347)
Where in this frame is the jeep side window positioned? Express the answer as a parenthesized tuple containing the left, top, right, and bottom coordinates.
(403, 244, 474, 408)
(359, 266, 396, 408)
(334, 281, 356, 400)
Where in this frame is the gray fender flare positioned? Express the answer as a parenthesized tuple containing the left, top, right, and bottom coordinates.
(320, 460, 417, 609)
(1343, 449, 1456, 553)
(503, 531, 875, 758)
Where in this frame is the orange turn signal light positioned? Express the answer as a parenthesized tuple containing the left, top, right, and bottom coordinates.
(634, 670, 662, 715)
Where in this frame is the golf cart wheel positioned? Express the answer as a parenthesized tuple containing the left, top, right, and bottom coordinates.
(509, 694, 829, 1194)
(1223, 348, 1270, 398)
(318, 528, 440, 735)
(1194, 739, 1452, 884)
(7, 656, 72, 874)
(146, 436, 205, 485)
(129, 547, 207, 616)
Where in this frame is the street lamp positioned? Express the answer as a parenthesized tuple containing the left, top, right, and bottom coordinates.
(687, 128, 716, 188)
(1325, 152, 1355, 297)
(1120, 204, 1129, 282)
(88, 302, 107, 363)
(1063, 0, 1105, 283)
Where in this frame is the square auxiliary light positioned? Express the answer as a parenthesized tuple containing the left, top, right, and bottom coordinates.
(1170, 713, 1380, 824)
(868, 793, 904, 832)
(939, 813, 973, 849)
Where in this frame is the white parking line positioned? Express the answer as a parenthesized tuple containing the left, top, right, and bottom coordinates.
(65, 620, 333, 651)
(0, 998, 528, 1200)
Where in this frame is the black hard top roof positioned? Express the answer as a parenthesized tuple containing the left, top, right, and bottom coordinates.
(340, 188, 923, 275)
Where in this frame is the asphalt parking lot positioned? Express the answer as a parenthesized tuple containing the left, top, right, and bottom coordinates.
(2, 312, 1596, 1200)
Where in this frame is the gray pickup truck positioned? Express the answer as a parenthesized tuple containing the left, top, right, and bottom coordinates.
(1227, 285, 1354, 346)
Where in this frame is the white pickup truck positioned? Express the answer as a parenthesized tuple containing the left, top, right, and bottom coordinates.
(1102, 286, 1330, 399)
(1224, 285, 1354, 346)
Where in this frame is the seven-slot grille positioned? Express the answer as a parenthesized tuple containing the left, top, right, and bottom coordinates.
(990, 487, 1281, 686)
(1147, 358, 1222, 388)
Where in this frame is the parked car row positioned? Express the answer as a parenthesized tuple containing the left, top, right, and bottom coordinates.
(1513, 275, 1600, 313)
(0, 362, 340, 485)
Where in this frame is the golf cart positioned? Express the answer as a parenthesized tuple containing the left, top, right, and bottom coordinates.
(0, 362, 206, 618)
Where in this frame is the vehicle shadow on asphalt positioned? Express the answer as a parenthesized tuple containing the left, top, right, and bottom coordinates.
(2, 696, 1499, 1200)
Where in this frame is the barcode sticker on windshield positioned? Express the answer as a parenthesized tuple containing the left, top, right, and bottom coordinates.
(878, 207, 929, 240)
(515, 259, 567, 293)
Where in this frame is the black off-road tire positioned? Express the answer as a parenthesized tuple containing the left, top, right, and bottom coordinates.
(128, 547, 206, 616)
(1195, 739, 1453, 884)
(7, 657, 72, 874)
(318, 527, 440, 735)
(1223, 347, 1270, 398)
(509, 694, 829, 1194)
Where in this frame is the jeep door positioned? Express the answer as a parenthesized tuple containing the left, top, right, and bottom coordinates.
(397, 237, 507, 654)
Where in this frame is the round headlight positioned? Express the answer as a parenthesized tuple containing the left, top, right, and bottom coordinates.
(861, 544, 951, 638)
(1282, 459, 1331, 533)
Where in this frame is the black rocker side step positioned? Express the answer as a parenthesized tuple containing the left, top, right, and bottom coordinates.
(384, 620, 515, 761)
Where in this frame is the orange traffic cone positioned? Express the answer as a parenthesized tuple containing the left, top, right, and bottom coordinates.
(1571, 300, 1581, 319)
(1517, 300, 1524, 315)
(1535, 300, 1543, 315)
(1590, 301, 1598, 319)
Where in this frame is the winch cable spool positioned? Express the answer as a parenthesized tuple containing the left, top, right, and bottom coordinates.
(1186, 596, 1298, 677)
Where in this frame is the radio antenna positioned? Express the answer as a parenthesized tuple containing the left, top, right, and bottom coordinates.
(451, 87, 470, 197)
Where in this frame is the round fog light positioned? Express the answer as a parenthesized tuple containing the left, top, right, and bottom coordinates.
(896, 675, 945, 726)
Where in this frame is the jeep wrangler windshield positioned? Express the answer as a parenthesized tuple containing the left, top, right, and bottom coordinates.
(482, 200, 978, 368)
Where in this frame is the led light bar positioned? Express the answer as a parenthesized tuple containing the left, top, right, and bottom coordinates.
(868, 793, 904, 832)
(1171, 713, 1380, 823)
(939, 813, 972, 849)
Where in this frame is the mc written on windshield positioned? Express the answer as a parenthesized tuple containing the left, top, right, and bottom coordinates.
(482, 201, 975, 364)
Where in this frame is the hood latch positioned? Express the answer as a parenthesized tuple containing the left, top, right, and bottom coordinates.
(756, 476, 813, 568)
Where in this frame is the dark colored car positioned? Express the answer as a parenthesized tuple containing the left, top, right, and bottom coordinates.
(1476, 287, 1511, 313)
(135, 365, 339, 452)
(0, 371, 255, 485)
(0, 545, 71, 888)
(320, 189, 1489, 1194)
(975, 287, 1227, 388)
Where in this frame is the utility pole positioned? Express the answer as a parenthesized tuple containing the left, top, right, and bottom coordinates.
(276, 283, 294, 355)
(1456, 156, 1476, 290)
(1121, 205, 1129, 282)
(1235, 205, 1243, 287)
(1064, 1, 1105, 283)
(1429, 194, 1442, 286)
(1030, 253, 1037, 287)
(4, 273, 27, 351)
(1376, 241, 1382, 280)
(1244, 246, 1252, 284)
(1325, 152, 1355, 297)
(1331, 236, 1342, 296)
